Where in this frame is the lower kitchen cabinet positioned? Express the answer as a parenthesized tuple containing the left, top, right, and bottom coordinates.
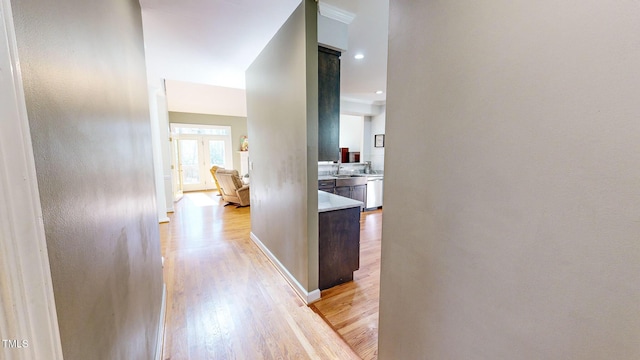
(318, 178, 367, 208)
(334, 185, 349, 197)
(335, 184, 366, 205)
(319, 179, 336, 193)
(350, 184, 366, 204)
(319, 206, 361, 290)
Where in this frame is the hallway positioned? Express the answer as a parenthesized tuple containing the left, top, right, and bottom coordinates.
(160, 192, 360, 359)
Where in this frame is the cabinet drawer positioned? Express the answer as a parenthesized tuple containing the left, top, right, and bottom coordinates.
(318, 179, 336, 188)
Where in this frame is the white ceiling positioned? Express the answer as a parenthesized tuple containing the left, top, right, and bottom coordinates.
(140, 0, 389, 114)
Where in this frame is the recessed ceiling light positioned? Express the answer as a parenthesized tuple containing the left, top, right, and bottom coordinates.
(375, 90, 384, 95)
(354, 54, 364, 60)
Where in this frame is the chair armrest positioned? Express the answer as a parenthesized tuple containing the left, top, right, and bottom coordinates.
(236, 185, 250, 206)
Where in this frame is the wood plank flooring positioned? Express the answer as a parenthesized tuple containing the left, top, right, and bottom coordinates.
(311, 210, 382, 360)
(160, 191, 361, 360)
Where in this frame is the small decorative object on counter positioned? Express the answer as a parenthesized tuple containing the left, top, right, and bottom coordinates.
(240, 136, 249, 151)
(364, 161, 372, 174)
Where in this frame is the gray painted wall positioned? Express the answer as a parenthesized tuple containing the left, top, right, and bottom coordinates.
(11, 0, 164, 359)
(169, 111, 248, 174)
(379, 1, 640, 359)
(246, 0, 319, 291)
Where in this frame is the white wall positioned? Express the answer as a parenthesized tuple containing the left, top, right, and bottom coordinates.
(341, 98, 384, 116)
(339, 114, 363, 152)
(165, 80, 247, 117)
(379, 1, 640, 359)
(340, 105, 386, 168)
(362, 116, 372, 162)
(318, 14, 348, 51)
(147, 83, 171, 219)
(369, 107, 385, 170)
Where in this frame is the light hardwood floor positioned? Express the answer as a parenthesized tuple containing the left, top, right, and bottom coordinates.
(160, 191, 380, 359)
(311, 210, 382, 360)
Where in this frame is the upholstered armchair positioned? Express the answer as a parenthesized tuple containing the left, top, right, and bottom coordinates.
(215, 169, 250, 207)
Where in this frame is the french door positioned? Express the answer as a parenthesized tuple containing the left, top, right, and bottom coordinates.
(172, 125, 233, 192)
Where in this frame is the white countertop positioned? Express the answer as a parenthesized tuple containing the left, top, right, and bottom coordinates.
(318, 173, 384, 181)
(318, 190, 363, 212)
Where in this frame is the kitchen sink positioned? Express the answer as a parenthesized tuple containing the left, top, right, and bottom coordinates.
(335, 176, 368, 187)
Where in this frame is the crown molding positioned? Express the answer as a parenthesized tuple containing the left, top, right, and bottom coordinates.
(318, 2, 355, 25)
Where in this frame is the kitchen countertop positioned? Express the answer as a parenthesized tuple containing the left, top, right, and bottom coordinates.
(318, 173, 384, 181)
(318, 190, 363, 212)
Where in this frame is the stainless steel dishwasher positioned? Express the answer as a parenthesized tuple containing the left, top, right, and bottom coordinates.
(365, 176, 383, 210)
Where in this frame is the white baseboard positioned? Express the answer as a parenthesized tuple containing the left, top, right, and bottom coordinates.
(250, 232, 321, 304)
(155, 283, 167, 360)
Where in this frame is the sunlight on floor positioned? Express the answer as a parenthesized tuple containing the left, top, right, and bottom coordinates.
(185, 192, 217, 207)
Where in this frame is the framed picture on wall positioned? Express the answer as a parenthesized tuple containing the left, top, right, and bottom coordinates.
(374, 134, 385, 148)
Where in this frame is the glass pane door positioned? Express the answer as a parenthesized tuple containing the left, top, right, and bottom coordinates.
(171, 125, 234, 192)
(208, 140, 226, 168)
(179, 139, 200, 188)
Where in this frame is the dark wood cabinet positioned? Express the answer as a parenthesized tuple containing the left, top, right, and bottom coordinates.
(318, 179, 336, 193)
(351, 184, 367, 204)
(334, 185, 350, 198)
(318, 46, 340, 161)
(320, 178, 367, 207)
(334, 184, 366, 206)
(319, 206, 361, 290)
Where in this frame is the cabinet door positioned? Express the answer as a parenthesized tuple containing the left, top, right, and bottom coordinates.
(319, 207, 361, 290)
(318, 46, 340, 161)
(319, 187, 334, 193)
(334, 186, 350, 198)
(318, 180, 335, 193)
(351, 185, 367, 205)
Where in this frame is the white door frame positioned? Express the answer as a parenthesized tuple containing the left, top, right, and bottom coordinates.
(169, 130, 184, 202)
(0, 0, 63, 358)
